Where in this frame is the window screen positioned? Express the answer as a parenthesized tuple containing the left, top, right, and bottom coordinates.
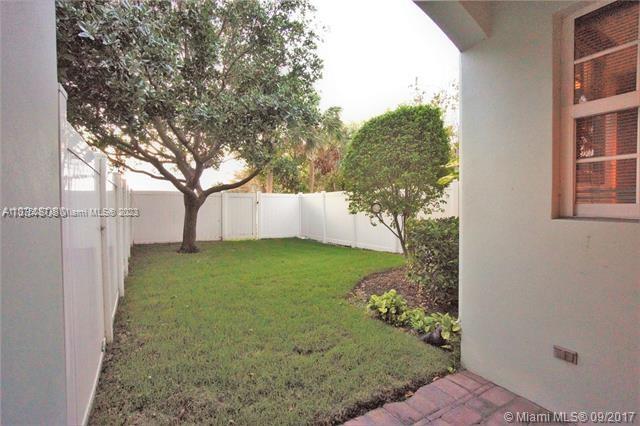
(571, 1, 639, 208)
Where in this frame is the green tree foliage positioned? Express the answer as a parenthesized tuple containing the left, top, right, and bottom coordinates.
(264, 156, 305, 193)
(56, 0, 321, 252)
(342, 105, 450, 255)
(301, 106, 348, 192)
(256, 106, 350, 193)
(431, 85, 460, 186)
(413, 80, 460, 187)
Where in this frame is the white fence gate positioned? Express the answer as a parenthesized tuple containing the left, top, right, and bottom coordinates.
(59, 86, 133, 426)
(223, 192, 257, 240)
(257, 193, 301, 239)
(132, 184, 459, 254)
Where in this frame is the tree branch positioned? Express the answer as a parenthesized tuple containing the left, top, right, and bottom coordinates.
(201, 168, 261, 197)
(151, 117, 195, 182)
(372, 212, 401, 240)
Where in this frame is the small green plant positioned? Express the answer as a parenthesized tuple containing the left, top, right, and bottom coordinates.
(399, 307, 429, 333)
(423, 312, 461, 341)
(366, 290, 408, 326)
(366, 291, 460, 362)
(400, 309, 461, 342)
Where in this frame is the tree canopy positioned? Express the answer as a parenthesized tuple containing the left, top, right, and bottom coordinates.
(342, 104, 450, 255)
(246, 106, 350, 193)
(56, 0, 322, 252)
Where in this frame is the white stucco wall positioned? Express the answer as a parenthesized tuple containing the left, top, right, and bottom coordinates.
(459, 1, 639, 412)
(1, 1, 68, 424)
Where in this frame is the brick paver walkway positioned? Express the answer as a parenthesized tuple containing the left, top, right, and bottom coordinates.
(344, 370, 549, 425)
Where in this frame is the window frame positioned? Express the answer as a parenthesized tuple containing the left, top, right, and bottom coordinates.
(559, 0, 640, 220)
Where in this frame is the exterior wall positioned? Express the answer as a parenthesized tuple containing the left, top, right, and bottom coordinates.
(459, 1, 639, 413)
(0, 1, 68, 424)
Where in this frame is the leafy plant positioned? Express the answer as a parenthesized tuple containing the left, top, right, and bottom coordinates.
(366, 290, 408, 326)
(366, 290, 461, 350)
(399, 307, 429, 332)
(399, 309, 461, 342)
(407, 217, 459, 306)
(423, 312, 461, 342)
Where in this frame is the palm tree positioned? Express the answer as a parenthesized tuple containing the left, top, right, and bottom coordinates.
(303, 107, 346, 192)
(255, 107, 348, 193)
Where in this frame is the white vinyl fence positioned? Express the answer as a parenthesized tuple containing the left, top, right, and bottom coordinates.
(59, 86, 133, 426)
(132, 182, 459, 254)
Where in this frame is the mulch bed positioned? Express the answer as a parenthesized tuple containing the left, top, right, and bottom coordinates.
(349, 266, 458, 316)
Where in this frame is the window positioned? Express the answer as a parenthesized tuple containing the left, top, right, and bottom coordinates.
(559, 0, 640, 219)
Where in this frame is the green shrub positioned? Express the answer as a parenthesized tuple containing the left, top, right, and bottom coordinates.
(366, 290, 408, 326)
(407, 217, 459, 306)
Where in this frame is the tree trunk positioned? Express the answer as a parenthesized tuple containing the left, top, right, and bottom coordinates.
(393, 214, 407, 256)
(266, 171, 274, 193)
(309, 161, 316, 192)
(178, 194, 202, 253)
(397, 231, 407, 256)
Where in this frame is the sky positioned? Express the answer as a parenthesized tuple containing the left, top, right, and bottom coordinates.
(125, 0, 459, 190)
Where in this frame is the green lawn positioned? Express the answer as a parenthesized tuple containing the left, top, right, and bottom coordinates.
(90, 239, 452, 425)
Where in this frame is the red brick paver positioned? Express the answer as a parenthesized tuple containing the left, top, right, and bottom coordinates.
(432, 377, 470, 399)
(342, 370, 549, 425)
(383, 401, 424, 424)
(479, 385, 516, 407)
(407, 386, 453, 416)
(441, 404, 483, 425)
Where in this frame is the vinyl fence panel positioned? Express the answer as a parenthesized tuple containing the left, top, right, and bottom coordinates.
(131, 185, 458, 254)
(222, 192, 256, 240)
(324, 192, 356, 247)
(98, 160, 118, 342)
(425, 181, 459, 219)
(132, 192, 223, 243)
(257, 193, 300, 239)
(300, 192, 325, 242)
(59, 86, 132, 425)
(354, 212, 399, 252)
(60, 89, 106, 426)
(301, 191, 401, 253)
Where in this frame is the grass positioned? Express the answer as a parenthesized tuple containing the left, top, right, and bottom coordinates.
(90, 238, 453, 425)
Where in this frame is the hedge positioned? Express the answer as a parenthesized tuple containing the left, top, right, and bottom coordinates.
(407, 217, 459, 306)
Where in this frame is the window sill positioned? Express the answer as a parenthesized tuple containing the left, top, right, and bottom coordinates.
(553, 216, 639, 224)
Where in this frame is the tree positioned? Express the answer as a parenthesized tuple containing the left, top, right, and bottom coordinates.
(342, 105, 450, 255)
(423, 81, 460, 187)
(293, 106, 346, 192)
(261, 155, 305, 193)
(56, 0, 321, 252)
(253, 106, 349, 193)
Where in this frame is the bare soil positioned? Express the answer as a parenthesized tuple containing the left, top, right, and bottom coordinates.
(349, 266, 458, 316)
